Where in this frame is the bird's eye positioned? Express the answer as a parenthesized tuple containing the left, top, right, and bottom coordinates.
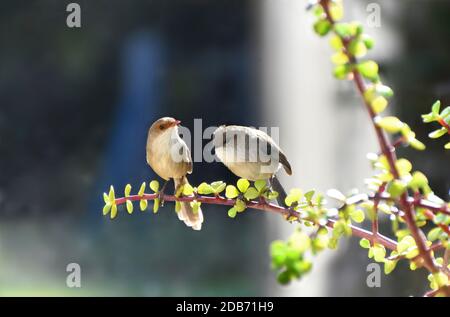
(159, 124, 165, 130)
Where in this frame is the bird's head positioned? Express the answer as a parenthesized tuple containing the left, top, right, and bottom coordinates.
(149, 117, 181, 137)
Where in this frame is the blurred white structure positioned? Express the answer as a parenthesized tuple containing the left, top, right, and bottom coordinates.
(260, 0, 400, 296)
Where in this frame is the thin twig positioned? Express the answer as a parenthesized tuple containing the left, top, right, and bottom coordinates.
(113, 193, 398, 250)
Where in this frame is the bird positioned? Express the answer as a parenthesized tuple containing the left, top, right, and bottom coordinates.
(213, 125, 292, 205)
(146, 117, 203, 230)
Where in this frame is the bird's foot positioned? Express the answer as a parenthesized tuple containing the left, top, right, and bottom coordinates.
(258, 196, 267, 205)
(157, 180, 169, 207)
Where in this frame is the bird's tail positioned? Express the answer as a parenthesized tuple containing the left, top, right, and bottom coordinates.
(269, 175, 288, 207)
(174, 176, 203, 231)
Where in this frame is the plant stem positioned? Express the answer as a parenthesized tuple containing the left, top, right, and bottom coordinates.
(319, 0, 441, 277)
(114, 193, 398, 250)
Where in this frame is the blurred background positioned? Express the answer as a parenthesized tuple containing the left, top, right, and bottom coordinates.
(0, 0, 448, 296)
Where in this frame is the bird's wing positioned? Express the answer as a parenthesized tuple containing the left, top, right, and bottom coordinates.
(254, 128, 292, 175)
(183, 144, 193, 174)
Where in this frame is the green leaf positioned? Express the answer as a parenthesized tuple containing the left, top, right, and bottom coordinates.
(312, 5, 324, 16)
(331, 51, 349, 65)
(237, 179, 250, 193)
(350, 209, 365, 223)
(384, 260, 397, 274)
(445, 142, 450, 150)
(422, 112, 437, 123)
(375, 116, 404, 133)
(408, 171, 429, 192)
(432, 100, 441, 115)
(359, 238, 370, 249)
(277, 270, 291, 285)
(210, 181, 226, 194)
(333, 64, 351, 79)
(329, 35, 343, 50)
(254, 180, 267, 192)
(285, 189, 302, 207)
(197, 182, 215, 195)
(182, 183, 194, 196)
(334, 23, 352, 38)
(409, 138, 426, 151)
(348, 39, 367, 57)
(138, 182, 146, 197)
(427, 227, 442, 242)
(328, 237, 338, 250)
(125, 184, 132, 197)
(140, 199, 148, 211)
(150, 180, 159, 192)
(313, 19, 332, 36)
(108, 185, 115, 202)
(441, 106, 450, 119)
(110, 204, 118, 219)
(289, 231, 311, 254)
(153, 198, 160, 213)
(190, 201, 201, 214)
(433, 272, 449, 288)
(271, 241, 287, 268)
(362, 35, 375, 49)
(235, 199, 246, 212)
(304, 190, 315, 203)
(265, 190, 279, 200)
(357, 60, 379, 80)
(244, 187, 259, 200)
(372, 244, 386, 262)
(371, 96, 388, 114)
(103, 192, 109, 204)
(387, 180, 407, 198)
(228, 207, 237, 218)
(329, 1, 344, 21)
(429, 127, 447, 139)
(395, 158, 412, 176)
(225, 185, 239, 199)
(103, 203, 111, 215)
(375, 84, 393, 98)
(126, 200, 133, 214)
(397, 235, 415, 254)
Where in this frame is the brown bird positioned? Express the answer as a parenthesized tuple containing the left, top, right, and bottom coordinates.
(146, 117, 203, 230)
(213, 125, 292, 205)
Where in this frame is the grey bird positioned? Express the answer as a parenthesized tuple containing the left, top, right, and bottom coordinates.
(213, 125, 292, 205)
(146, 117, 203, 230)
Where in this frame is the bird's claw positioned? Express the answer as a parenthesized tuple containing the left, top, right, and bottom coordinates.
(157, 180, 169, 207)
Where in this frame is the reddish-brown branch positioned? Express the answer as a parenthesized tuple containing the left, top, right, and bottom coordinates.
(319, 0, 442, 279)
(422, 209, 450, 236)
(113, 193, 398, 251)
(424, 286, 450, 297)
(371, 183, 386, 245)
(437, 118, 450, 134)
(356, 192, 450, 215)
(319, 0, 450, 297)
(391, 136, 406, 149)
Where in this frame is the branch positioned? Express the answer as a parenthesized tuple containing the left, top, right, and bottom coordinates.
(319, 0, 442, 278)
(113, 193, 398, 251)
